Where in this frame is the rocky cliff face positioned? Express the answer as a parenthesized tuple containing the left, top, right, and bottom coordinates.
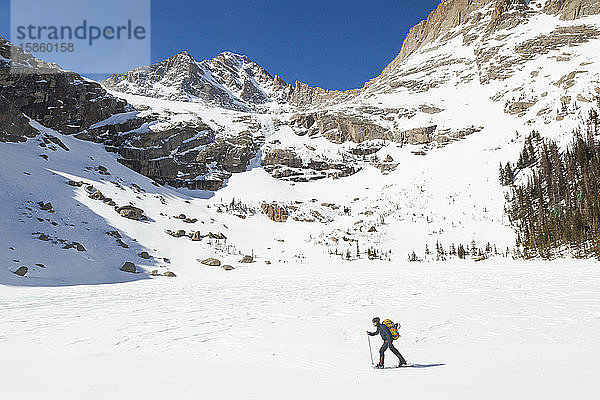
(286, 81, 359, 109)
(0, 94, 37, 142)
(544, 0, 600, 20)
(370, 0, 530, 87)
(381, 0, 600, 70)
(0, 37, 130, 137)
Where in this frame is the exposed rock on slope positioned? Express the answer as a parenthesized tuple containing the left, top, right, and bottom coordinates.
(290, 112, 392, 143)
(287, 81, 358, 109)
(367, 0, 529, 90)
(377, 0, 527, 74)
(0, 37, 129, 136)
(544, 0, 600, 20)
(262, 203, 288, 222)
(0, 94, 37, 142)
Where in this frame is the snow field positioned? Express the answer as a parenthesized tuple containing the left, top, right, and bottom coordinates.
(2, 260, 599, 399)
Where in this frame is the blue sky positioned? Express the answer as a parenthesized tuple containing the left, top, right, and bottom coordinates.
(0, 0, 440, 90)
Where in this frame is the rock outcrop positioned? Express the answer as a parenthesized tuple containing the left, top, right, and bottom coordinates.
(544, 0, 600, 20)
(371, 0, 529, 85)
(195, 131, 259, 174)
(201, 258, 221, 266)
(290, 112, 392, 144)
(262, 203, 288, 222)
(0, 37, 130, 135)
(262, 147, 360, 182)
(117, 205, 145, 220)
(239, 255, 253, 263)
(120, 262, 137, 273)
(0, 94, 37, 142)
(287, 81, 358, 109)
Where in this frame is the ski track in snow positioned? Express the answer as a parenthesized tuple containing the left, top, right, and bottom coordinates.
(2, 262, 600, 399)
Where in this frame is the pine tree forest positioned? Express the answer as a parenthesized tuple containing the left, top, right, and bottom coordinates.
(500, 107, 600, 259)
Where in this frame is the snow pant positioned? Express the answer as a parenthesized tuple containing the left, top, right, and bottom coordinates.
(379, 340, 406, 365)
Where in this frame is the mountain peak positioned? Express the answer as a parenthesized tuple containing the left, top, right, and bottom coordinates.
(167, 50, 196, 65)
(175, 50, 193, 58)
(103, 48, 294, 110)
(217, 51, 247, 60)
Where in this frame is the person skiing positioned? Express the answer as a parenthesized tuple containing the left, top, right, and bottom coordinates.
(367, 317, 407, 368)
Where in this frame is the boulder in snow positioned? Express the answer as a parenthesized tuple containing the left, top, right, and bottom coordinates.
(120, 262, 137, 273)
(117, 205, 144, 220)
(191, 231, 202, 241)
(239, 255, 253, 263)
(38, 201, 53, 211)
(88, 190, 105, 201)
(201, 258, 221, 266)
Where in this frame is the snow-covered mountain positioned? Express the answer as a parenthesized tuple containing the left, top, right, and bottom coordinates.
(2, 0, 600, 285)
(103, 51, 294, 112)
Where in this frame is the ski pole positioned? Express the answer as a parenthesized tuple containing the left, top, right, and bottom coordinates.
(367, 334, 374, 365)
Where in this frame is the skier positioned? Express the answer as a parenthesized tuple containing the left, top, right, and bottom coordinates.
(367, 317, 407, 368)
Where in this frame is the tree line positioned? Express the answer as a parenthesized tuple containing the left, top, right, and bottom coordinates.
(501, 108, 600, 258)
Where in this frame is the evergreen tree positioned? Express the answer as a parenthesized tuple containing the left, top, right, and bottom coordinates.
(457, 244, 466, 259)
(450, 243, 457, 256)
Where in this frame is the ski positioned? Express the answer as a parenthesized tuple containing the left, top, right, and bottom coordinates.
(372, 364, 415, 369)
